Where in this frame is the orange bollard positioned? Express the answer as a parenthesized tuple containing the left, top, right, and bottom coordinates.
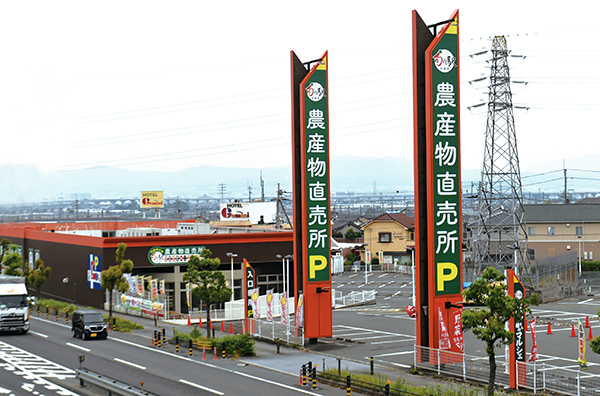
(547, 322, 552, 334)
(214, 346, 217, 360)
(571, 324, 577, 337)
(589, 326, 593, 341)
(586, 316, 590, 328)
(203, 346, 206, 360)
(187, 315, 191, 326)
(230, 323, 234, 335)
(221, 321, 225, 332)
(210, 320, 213, 330)
(199, 316, 203, 327)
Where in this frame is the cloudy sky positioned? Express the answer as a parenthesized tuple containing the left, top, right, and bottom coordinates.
(1, 1, 598, 192)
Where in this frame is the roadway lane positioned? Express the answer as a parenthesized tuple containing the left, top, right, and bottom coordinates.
(1, 316, 338, 396)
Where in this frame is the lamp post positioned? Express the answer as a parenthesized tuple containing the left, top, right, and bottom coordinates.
(578, 236, 582, 276)
(226, 252, 238, 302)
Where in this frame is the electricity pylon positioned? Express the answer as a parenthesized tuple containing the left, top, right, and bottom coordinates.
(474, 36, 529, 274)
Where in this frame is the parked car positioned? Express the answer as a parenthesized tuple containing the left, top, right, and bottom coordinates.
(71, 310, 107, 340)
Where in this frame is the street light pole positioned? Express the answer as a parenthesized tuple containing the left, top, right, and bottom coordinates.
(226, 252, 238, 303)
(578, 236, 582, 276)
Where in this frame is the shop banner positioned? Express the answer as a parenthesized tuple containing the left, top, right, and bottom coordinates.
(439, 307, 451, 349)
(295, 293, 304, 327)
(266, 289, 274, 321)
(250, 288, 260, 319)
(281, 292, 288, 325)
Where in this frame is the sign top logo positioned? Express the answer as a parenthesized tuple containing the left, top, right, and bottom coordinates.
(306, 82, 325, 102)
(433, 49, 457, 73)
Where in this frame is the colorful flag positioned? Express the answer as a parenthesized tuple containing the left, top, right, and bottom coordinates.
(266, 289, 273, 321)
(578, 320, 587, 369)
(528, 318, 538, 362)
(295, 293, 304, 327)
(250, 288, 260, 319)
(145, 276, 152, 291)
(136, 276, 144, 296)
(453, 310, 464, 352)
(281, 292, 288, 325)
(150, 279, 158, 300)
(186, 283, 191, 308)
(439, 307, 451, 349)
(159, 279, 165, 295)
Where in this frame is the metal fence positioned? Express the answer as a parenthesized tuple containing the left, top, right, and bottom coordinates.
(332, 289, 377, 308)
(246, 317, 304, 346)
(414, 345, 600, 396)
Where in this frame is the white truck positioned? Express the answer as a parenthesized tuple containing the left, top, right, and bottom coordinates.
(0, 275, 30, 333)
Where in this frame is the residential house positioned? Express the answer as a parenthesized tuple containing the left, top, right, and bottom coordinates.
(360, 212, 415, 265)
(524, 203, 600, 262)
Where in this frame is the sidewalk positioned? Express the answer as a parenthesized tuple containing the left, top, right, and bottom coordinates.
(99, 308, 480, 392)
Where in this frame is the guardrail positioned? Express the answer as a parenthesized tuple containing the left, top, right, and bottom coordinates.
(76, 368, 159, 396)
(333, 289, 377, 308)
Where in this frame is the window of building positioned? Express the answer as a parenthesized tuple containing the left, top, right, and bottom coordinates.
(410, 232, 415, 241)
(527, 227, 535, 236)
(379, 232, 392, 243)
(576, 226, 584, 236)
(547, 226, 555, 236)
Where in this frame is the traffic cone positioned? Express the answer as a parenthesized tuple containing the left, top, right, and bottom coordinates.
(230, 323, 234, 334)
(571, 324, 576, 337)
(210, 320, 213, 330)
(547, 322, 552, 334)
(199, 316, 203, 327)
(187, 315, 191, 326)
(589, 326, 593, 341)
(221, 321, 225, 332)
(586, 316, 590, 328)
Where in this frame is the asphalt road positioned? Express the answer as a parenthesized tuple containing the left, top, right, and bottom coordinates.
(3, 270, 600, 395)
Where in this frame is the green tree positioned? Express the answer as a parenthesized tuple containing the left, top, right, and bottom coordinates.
(462, 267, 539, 396)
(183, 249, 231, 338)
(2, 244, 24, 276)
(344, 229, 361, 240)
(101, 243, 134, 320)
(24, 258, 51, 297)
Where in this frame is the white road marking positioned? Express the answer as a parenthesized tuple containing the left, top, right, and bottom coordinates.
(378, 273, 387, 278)
(30, 331, 48, 338)
(372, 350, 414, 358)
(579, 298, 593, 304)
(66, 342, 90, 352)
(371, 339, 415, 345)
(179, 379, 223, 395)
(114, 358, 146, 370)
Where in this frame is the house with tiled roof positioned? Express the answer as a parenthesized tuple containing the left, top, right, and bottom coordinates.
(360, 212, 415, 265)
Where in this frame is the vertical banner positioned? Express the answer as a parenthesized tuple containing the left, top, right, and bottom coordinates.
(186, 283, 191, 309)
(250, 288, 260, 318)
(413, 10, 462, 361)
(266, 289, 274, 321)
(578, 320, 588, 369)
(243, 259, 256, 332)
(281, 292, 288, 325)
(87, 254, 102, 290)
(159, 279, 165, 295)
(508, 268, 527, 388)
(295, 51, 332, 340)
(28, 249, 34, 270)
(452, 310, 464, 351)
(150, 279, 158, 300)
(295, 292, 304, 327)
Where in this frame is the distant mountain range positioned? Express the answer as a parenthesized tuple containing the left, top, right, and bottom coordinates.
(1, 154, 597, 205)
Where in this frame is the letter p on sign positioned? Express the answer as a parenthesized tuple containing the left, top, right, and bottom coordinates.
(309, 255, 328, 280)
(437, 262, 458, 292)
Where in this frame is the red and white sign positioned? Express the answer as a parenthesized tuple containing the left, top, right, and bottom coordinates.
(439, 307, 451, 349)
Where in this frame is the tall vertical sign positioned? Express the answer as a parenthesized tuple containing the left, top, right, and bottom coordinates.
(413, 10, 463, 358)
(508, 269, 527, 388)
(291, 51, 333, 340)
(243, 258, 256, 333)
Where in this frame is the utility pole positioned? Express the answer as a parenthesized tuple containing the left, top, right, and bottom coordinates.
(217, 183, 227, 201)
(474, 36, 529, 275)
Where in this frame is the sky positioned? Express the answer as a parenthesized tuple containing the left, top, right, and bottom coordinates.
(1, 1, 599, 198)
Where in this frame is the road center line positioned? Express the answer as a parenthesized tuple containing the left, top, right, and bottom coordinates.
(114, 357, 146, 370)
(66, 342, 90, 352)
(179, 379, 223, 395)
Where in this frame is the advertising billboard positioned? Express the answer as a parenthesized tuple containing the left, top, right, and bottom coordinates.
(141, 191, 164, 208)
